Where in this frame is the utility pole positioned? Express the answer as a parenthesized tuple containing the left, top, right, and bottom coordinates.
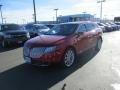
(0, 4, 3, 24)
(33, 0, 37, 24)
(97, 0, 106, 21)
(54, 8, 58, 23)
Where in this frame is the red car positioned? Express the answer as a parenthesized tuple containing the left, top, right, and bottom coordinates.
(23, 21, 103, 67)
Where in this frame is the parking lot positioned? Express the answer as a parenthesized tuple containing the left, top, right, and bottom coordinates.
(0, 31, 120, 90)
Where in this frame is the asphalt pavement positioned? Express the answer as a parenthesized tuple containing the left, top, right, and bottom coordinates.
(0, 31, 120, 90)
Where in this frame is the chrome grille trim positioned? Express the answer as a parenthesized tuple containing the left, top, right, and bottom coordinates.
(30, 47, 46, 58)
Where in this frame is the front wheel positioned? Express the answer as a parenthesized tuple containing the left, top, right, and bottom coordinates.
(61, 48, 76, 68)
(1, 40, 8, 48)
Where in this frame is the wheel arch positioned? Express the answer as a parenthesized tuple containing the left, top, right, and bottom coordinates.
(64, 46, 77, 56)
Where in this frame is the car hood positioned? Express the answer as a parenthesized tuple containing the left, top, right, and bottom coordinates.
(25, 35, 66, 47)
(3, 30, 27, 35)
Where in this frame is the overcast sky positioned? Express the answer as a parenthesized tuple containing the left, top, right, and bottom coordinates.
(1, 0, 120, 24)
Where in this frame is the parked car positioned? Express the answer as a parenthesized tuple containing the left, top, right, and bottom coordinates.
(23, 21, 103, 67)
(45, 24, 56, 29)
(114, 22, 120, 30)
(25, 24, 50, 38)
(115, 22, 120, 25)
(0, 24, 30, 47)
(104, 23, 114, 32)
(97, 22, 106, 32)
(108, 22, 119, 31)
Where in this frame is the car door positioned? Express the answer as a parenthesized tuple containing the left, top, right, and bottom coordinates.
(85, 23, 98, 49)
(74, 24, 89, 54)
(91, 23, 101, 47)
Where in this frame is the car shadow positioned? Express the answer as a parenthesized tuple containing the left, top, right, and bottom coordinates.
(0, 48, 99, 90)
(0, 44, 23, 53)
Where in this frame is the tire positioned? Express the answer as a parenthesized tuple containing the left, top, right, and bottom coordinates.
(61, 48, 76, 68)
(95, 38, 102, 51)
(2, 40, 8, 48)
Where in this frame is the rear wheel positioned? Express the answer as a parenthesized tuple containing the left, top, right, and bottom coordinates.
(61, 48, 76, 68)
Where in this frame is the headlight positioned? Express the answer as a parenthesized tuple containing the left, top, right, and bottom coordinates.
(4, 35, 11, 38)
(26, 33, 30, 38)
(30, 46, 56, 58)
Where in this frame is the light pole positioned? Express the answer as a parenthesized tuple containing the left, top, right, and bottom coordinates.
(54, 8, 58, 23)
(33, 0, 37, 24)
(0, 4, 3, 24)
(97, 0, 106, 21)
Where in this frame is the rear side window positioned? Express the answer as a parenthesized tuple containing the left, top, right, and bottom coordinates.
(78, 24, 86, 32)
(85, 23, 98, 31)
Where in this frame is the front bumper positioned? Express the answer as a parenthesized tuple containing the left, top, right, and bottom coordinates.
(24, 49, 65, 66)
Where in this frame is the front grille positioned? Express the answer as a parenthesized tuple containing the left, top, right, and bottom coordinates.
(30, 48, 46, 58)
(12, 35, 25, 38)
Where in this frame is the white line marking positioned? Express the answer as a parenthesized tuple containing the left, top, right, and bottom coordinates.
(111, 67, 120, 90)
(112, 67, 120, 77)
(111, 84, 120, 90)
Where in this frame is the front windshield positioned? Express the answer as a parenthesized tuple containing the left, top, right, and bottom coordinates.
(1, 24, 22, 31)
(45, 24, 78, 36)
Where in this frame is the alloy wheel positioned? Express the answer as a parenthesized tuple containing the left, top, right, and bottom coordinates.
(64, 49, 75, 67)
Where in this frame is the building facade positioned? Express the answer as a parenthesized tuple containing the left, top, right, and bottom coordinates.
(57, 14, 94, 23)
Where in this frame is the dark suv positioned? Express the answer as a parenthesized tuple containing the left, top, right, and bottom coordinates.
(0, 24, 30, 47)
(25, 24, 50, 38)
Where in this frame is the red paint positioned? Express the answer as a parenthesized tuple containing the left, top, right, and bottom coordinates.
(23, 22, 103, 65)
